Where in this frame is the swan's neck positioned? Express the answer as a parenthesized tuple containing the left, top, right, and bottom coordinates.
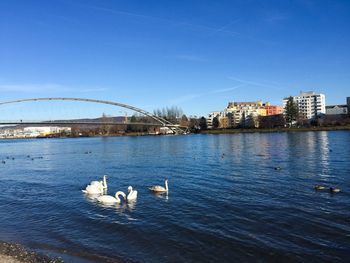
(103, 176, 107, 189)
(115, 191, 126, 201)
(165, 180, 168, 191)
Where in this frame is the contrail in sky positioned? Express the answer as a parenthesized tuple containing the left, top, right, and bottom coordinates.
(169, 84, 246, 104)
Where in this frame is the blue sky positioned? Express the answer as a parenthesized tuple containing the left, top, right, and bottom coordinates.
(0, 0, 349, 118)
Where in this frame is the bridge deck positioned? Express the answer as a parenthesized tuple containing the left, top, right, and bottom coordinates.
(0, 121, 180, 127)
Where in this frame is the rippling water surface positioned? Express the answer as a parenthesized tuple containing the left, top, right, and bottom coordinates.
(0, 131, 349, 262)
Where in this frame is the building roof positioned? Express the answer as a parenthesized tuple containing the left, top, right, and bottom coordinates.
(326, 105, 347, 109)
(235, 101, 260, 104)
(283, 91, 325, 100)
(299, 91, 315, 96)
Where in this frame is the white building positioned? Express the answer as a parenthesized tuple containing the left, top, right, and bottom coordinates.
(23, 126, 71, 137)
(0, 128, 24, 138)
(326, 105, 348, 115)
(206, 111, 222, 129)
(283, 91, 326, 119)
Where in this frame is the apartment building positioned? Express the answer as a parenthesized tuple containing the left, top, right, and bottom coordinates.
(207, 100, 284, 128)
(265, 103, 284, 116)
(206, 111, 222, 129)
(225, 101, 267, 127)
(283, 91, 325, 119)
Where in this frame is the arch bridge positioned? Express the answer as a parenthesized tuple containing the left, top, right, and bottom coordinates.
(0, 97, 186, 134)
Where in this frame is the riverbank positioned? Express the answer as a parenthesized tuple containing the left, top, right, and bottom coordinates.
(2, 126, 350, 140)
(202, 125, 350, 134)
(0, 131, 151, 140)
(0, 241, 63, 263)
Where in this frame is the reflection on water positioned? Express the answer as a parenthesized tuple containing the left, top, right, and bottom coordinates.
(0, 132, 349, 262)
(317, 132, 331, 179)
(83, 193, 100, 202)
(84, 190, 138, 213)
(151, 192, 169, 201)
(97, 201, 127, 211)
(126, 200, 137, 211)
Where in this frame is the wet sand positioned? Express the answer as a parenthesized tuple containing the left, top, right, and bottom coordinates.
(0, 241, 63, 263)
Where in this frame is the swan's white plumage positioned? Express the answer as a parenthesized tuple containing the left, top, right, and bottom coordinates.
(82, 182, 103, 194)
(97, 191, 126, 204)
(82, 175, 108, 194)
(90, 181, 100, 186)
(149, 179, 168, 193)
(127, 186, 138, 201)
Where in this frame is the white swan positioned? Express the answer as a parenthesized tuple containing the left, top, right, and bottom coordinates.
(82, 175, 108, 194)
(90, 175, 107, 189)
(97, 191, 126, 204)
(82, 182, 104, 194)
(127, 186, 138, 201)
(90, 181, 100, 187)
(149, 179, 168, 193)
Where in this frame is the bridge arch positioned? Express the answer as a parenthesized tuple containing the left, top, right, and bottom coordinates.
(0, 97, 183, 133)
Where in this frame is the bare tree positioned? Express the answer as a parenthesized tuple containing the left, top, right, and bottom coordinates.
(153, 106, 184, 124)
(180, 114, 189, 127)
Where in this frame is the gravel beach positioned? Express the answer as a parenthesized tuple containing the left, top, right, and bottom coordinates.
(0, 241, 63, 263)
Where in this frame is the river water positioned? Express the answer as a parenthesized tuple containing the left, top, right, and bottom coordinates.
(0, 131, 349, 262)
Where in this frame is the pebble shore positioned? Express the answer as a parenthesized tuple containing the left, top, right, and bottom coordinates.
(0, 241, 63, 263)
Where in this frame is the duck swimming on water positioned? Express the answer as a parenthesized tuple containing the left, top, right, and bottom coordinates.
(314, 185, 326, 191)
(329, 187, 341, 193)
